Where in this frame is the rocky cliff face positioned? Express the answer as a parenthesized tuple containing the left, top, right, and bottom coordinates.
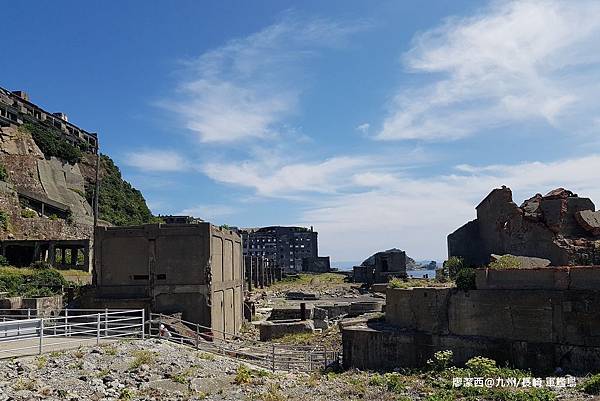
(448, 186, 600, 267)
(0, 125, 95, 240)
(0, 124, 154, 241)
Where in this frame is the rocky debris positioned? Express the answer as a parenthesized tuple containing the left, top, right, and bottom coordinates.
(575, 210, 600, 236)
(490, 254, 551, 268)
(285, 291, 319, 300)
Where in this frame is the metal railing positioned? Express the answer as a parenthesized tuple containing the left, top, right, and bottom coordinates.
(147, 313, 340, 372)
(0, 309, 144, 358)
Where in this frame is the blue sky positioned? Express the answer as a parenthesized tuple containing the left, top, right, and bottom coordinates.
(2, 1, 600, 264)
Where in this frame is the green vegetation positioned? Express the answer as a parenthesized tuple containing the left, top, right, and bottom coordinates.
(489, 255, 522, 269)
(368, 372, 405, 393)
(277, 272, 346, 285)
(581, 374, 600, 395)
(0, 255, 9, 266)
(455, 267, 476, 290)
(20, 208, 37, 218)
(389, 277, 449, 289)
(0, 267, 67, 297)
(129, 350, 156, 369)
(0, 162, 8, 181)
(234, 365, 253, 384)
(427, 350, 454, 371)
(0, 210, 9, 230)
(86, 155, 157, 226)
(443, 256, 464, 279)
(276, 331, 316, 345)
(119, 388, 135, 400)
(23, 122, 84, 164)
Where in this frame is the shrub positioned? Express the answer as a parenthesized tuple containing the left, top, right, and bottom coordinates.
(455, 268, 476, 291)
(0, 255, 9, 266)
(0, 267, 67, 297)
(465, 356, 498, 376)
(30, 260, 51, 270)
(0, 210, 9, 230)
(22, 122, 83, 164)
(427, 350, 453, 371)
(129, 350, 155, 369)
(489, 255, 521, 269)
(234, 365, 252, 384)
(0, 163, 8, 181)
(443, 256, 464, 279)
(21, 209, 37, 218)
(48, 214, 59, 221)
(581, 374, 600, 395)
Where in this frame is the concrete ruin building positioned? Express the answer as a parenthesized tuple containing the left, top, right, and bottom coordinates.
(353, 248, 407, 283)
(343, 266, 600, 374)
(302, 256, 331, 273)
(0, 86, 101, 271)
(448, 186, 600, 267)
(93, 223, 244, 338)
(241, 226, 320, 273)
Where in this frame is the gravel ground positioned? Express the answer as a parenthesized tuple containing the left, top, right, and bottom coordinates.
(0, 339, 595, 401)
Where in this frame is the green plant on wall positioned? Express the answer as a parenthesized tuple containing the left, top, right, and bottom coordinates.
(22, 122, 83, 164)
(0, 210, 9, 230)
(0, 163, 8, 181)
(488, 255, 521, 269)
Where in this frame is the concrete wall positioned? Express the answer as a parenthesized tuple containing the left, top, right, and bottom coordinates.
(95, 223, 244, 338)
(354, 280, 600, 373)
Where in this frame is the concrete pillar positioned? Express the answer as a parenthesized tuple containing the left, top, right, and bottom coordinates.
(70, 248, 78, 266)
(259, 257, 265, 289)
(60, 248, 66, 268)
(48, 243, 55, 266)
(245, 256, 253, 291)
(252, 257, 259, 288)
(83, 244, 90, 272)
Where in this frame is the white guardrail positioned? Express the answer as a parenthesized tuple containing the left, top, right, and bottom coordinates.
(0, 309, 145, 358)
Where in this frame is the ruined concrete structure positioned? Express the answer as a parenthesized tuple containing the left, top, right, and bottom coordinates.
(343, 266, 600, 373)
(0, 239, 89, 268)
(302, 256, 331, 273)
(448, 186, 600, 267)
(0, 86, 103, 270)
(353, 248, 407, 284)
(93, 223, 244, 338)
(241, 226, 319, 273)
(0, 87, 98, 151)
(244, 255, 282, 291)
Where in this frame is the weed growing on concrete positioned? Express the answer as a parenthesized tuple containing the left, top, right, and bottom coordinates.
(118, 387, 135, 400)
(234, 365, 252, 384)
(426, 350, 454, 371)
(129, 350, 155, 370)
(197, 352, 215, 361)
(368, 372, 406, 393)
(260, 383, 285, 401)
(35, 355, 48, 369)
(13, 378, 35, 391)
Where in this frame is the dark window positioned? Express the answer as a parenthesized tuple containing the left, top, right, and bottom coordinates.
(157, 274, 167, 280)
(132, 275, 149, 280)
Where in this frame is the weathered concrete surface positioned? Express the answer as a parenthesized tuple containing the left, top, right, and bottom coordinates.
(342, 322, 600, 373)
(476, 266, 600, 290)
(345, 284, 600, 372)
(94, 224, 244, 339)
(268, 306, 314, 321)
(576, 210, 600, 236)
(353, 248, 407, 284)
(258, 320, 314, 341)
(448, 187, 600, 267)
(348, 301, 384, 317)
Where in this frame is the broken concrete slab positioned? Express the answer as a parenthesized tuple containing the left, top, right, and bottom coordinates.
(576, 210, 600, 236)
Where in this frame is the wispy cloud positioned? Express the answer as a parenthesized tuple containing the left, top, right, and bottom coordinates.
(377, 0, 600, 141)
(300, 154, 600, 261)
(163, 14, 369, 143)
(124, 150, 190, 172)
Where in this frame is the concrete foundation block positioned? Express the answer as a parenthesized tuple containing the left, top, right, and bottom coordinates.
(259, 320, 314, 341)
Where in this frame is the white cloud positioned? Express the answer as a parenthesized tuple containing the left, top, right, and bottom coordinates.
(124, 150, 189, 172)
(163, 15, 367, 143)
(295, 154, 600, 262)
(202, 156, 374, 198)
(356, 123, 370, 134)
(377, 0, 600, 141)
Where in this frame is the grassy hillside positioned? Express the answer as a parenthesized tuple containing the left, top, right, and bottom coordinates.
(85, 154, 158, 226)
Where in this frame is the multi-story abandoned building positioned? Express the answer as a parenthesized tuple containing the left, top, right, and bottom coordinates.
(0, 86, 100, 271)
(93, 223, 244, 338)
(240, 226, 318, 273)
(0, 87, 98, 151)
